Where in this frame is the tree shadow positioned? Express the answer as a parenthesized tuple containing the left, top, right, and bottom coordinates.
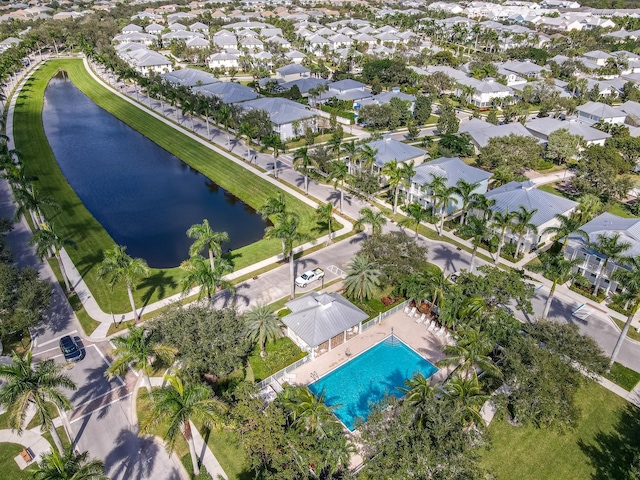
(69, 360, 123, 420)
(104, 428, 181, 480)
(139, 270, 178, 308)
(578, 403, 640, 479)
(430, 244, 467, 273)
(74, 249, 104, 280)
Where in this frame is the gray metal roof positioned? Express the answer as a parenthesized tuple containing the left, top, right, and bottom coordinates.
(365, 138, 427, 167)
(467, 122, 536, 149)
(485, 181, 578, 227)
(192, 82, 259, 104)
(278, 77, 328, 94)
(161, 69, 219, 87)
(238, 97, 315, 125)
(283, 292, 368, 347)
(412, 157, 492, 188)
(577, 101, 625, 119)
(276, 63, 311, 75)
(568, 212, 640, 258)
(525, 117, 610, 142)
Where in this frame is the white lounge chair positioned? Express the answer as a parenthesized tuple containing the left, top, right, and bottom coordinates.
(404, 306, 410, 314)
(427, 321, 437, 331)
(407, 306, 417, 317)
(414, 310, 422, 318)
(435, 326, 446, 336)
(415, 313, 426, 324)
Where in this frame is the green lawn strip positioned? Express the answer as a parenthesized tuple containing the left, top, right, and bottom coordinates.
(481, 380, 639, 480)
(0, 443, 38, 479)
(25, 402, 58, 430)
(248, 337, 306, 382)
(612, 317, 640, 341)
(14, 59, 324, 314)
(605, 362, 640, 391)
(195, 425, 252, 480)
(42, 426, 70, 450)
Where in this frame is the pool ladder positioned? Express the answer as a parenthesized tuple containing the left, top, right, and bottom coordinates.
(311, 371, 319, 381)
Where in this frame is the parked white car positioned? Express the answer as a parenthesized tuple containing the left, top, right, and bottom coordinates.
(295, 268, 325, 288)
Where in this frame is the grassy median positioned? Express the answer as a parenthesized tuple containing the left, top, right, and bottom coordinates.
(13, 58, 328, 315)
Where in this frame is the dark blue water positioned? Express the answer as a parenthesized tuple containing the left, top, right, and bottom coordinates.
(41, 74, 267, 268)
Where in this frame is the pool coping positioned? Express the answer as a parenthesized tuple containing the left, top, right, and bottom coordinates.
(307, 333, 440, 432)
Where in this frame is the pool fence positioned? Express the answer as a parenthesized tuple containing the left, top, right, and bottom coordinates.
(361, 300, 409, 332)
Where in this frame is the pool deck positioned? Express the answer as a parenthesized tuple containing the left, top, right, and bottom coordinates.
(285, 309, 453, 470)
(288, 309, 451, 387)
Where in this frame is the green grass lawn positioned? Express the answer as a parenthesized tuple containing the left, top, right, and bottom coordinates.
(247, 337, 306, 382)
(0, 443, 38, 479)
(605, 362, 640, 391)
(13, 59, 326, 315)
(481, 380, 640, 480)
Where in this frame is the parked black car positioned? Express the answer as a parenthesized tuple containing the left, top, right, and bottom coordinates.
(59, 335, 82, 362)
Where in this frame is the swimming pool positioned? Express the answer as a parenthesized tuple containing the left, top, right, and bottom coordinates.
(308, 336, 438, 431)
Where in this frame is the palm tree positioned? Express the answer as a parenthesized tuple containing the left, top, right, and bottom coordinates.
(443, 372, 488, 427)
(218, 103, 234, 149)
(97, 245, 150, 322)
(429, 175, 456, 236)
(105, 325, 177, 395)
(316, 202, 334, 245)
(244, 303, 283, 357)
(469, 193, 496, 222)
(400, 161, 416, 206)
(382, 159, 403, 214)
(343, 254, 381, 303)
(491, 209, 515, 264)
(29, 223, 76, 293)
(180, 255, 235, 302)
(610, 257, 640, 365)
(281, 387, 338, 439)
(418, 263, 448, 313)
(142, 374, 226, 476)
(454, 179, 479, 225)
(512, 206, 538, 258)
(542, 213, 589, 252)
(329, 160, 349, 214)
(400, 373, 438, 410)
(399, 201, 432, 238)
(186, 220, 229, 271)
(576, 194, 603, 224)
(238, 122, 255, 160)
(462, 216, 493, 273)
(537, 252, 584, 319)
(265, 212, 310, 300)
(33, 446, 108, 480)
(437, 328, 501, 379)
(0, 352, 76, 454)
(353, 207, 387, 236)
(257, 192, 287, 220)
(358, 144, 378, 173)
(292, 146, 317, 195)
(589, 233, 631, 297)
(13, 185, 59, 228)
(340, 140, 358, 173)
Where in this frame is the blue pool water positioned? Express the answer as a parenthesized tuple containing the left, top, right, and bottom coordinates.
(308, 336, 437, 431)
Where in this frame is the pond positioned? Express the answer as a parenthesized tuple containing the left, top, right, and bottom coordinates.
(41, 73, 268, 268)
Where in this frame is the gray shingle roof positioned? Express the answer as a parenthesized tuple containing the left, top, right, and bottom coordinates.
(283, 292, 368, 347)
(568, 212, 640, 257)
(161, 69, 219, 87)
(486, 181, 578, 227)
(412, 157, 492, 188)
(238, 97, 315, 125)
(278, 77, 328, 94)
(525, 118, 610, 142)
(365, 138, 427, 167)
(466, 123, 535, 149)
(577, 101, 625, 119)
(276, 64, 310, 75)
(192, 82, 259, 104)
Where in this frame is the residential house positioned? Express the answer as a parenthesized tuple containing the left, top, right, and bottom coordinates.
(525, 117, 611, 146)
(576, 101, 627, 125)
(356, 88, 416, 112)
(161, 69, 219, 87)
(192, 81, 260, 104)
(285, 50, 306, 64)
(276, 64, 310, 82)
(404, 157, 492, 214)
(236, 97, 317, 140)
(484, 181, 578, 252)
(282, 292, 368, 359)
(354, 137, 427, 173)
(207, 52, 239, 69)
(565, 212, 640, 294)
(116, 45, 173, 75)
(460, 120, 537, 151)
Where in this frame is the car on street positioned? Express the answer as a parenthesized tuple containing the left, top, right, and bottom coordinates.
(59, 335, 82, 362)
(295, 268, 325, 288)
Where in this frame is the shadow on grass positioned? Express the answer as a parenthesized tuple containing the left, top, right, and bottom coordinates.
(140, 269, 178, 307)
(579, 403, 640, 480)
